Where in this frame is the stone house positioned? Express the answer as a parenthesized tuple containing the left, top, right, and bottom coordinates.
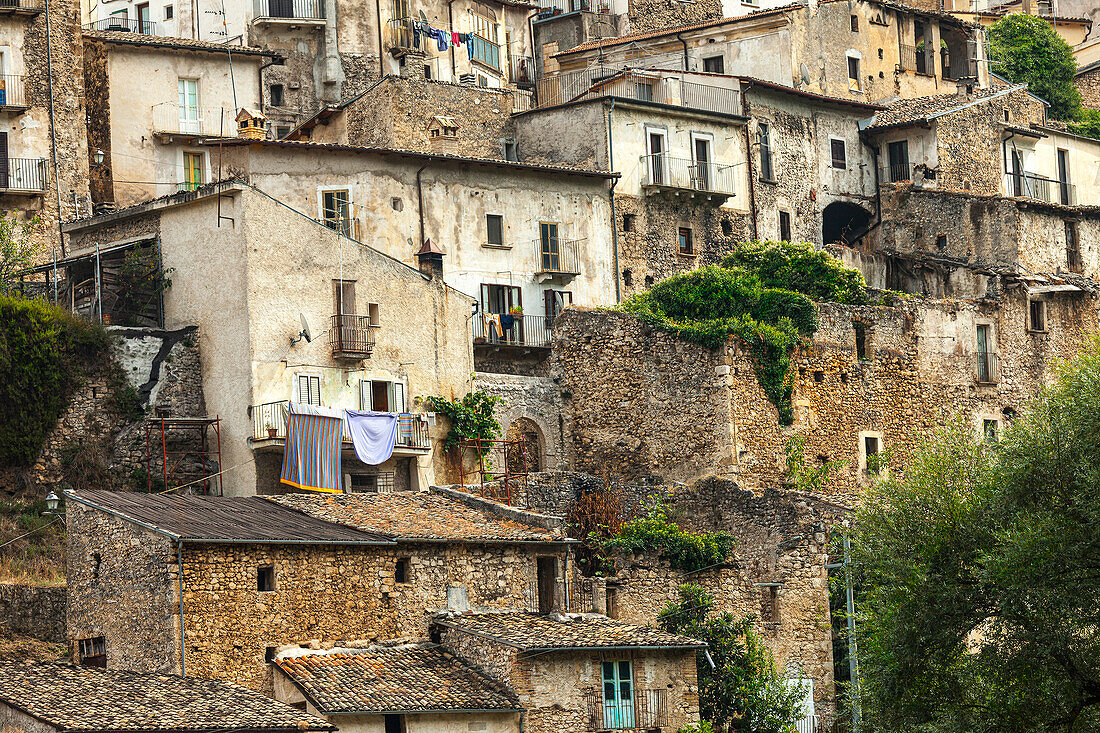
(0, 661, 331, 733)
(65, 487, 574, 690)
(515, 68, 751, 298)
(1076, 59, 1100, 110)
(434, 610, 704, 733)
(549, 0, 989, 105)
(82, 31, 272, 209)
(62, 182, 475, 495)
(273, 643, 524, 733)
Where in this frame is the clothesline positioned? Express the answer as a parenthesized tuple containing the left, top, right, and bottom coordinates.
(394, 16, 494, 57)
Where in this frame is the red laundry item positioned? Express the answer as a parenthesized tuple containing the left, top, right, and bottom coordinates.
(452, 31, 461, 44)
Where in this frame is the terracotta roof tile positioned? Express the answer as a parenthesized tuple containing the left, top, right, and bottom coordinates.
(275, 645, 520, 714)
(0, 662, 333, 732)
(266, 492, 563, 543)
(866, 85, 1024, 129)
(84, 30, 276, 56)
(435, 611, 706, 651)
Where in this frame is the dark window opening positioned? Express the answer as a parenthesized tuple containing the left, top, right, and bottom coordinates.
(395, 557, 411, 584)
(813, 370, 824, 383)
(502, 141, 518, 161)
(936, 234, 948, 250)
(537, 556, 557, 615)
(760, 585, 780, 622)
(703, 55, 724, 73)
(486, 214, 504, 247)
(265, 646, 277, 663)
(850, 14, 859, 31)
(757, 123, 773, 181)
(1029, 300, 1046, 332)
(289, 701, 307, 711)
(269, 84, 284, 107)
(853, 321, 871, 360)
(257, 565, 275, 592)
(983, 419, 998, 442)
(91, 552, 101, 581)
(1066, 222, 1081, 272)
(840, 372, 849, 383)
(423, 65, 432, 79)
(864, 435, 880, 473)
(384, 714, 406, 733)
(822, 201, 872, 246)
(778, 211, 792, 242)
(275, 125, 291, 139)
(79, 637, 106, 667)
(721, 219, 733, 237)
(847, 56, 861, 89)
(622, 213, 636, 232)
(606, 586, 618, 619)
(830, 139, 846, 169)
(622, 269, 633, 287)
(678, 227, 694, 255)
(1002, 407, 1017, 422)
(887, 139, 910, 182)
(1003, 109, 1010, 122)
(165, 4, 173, 19)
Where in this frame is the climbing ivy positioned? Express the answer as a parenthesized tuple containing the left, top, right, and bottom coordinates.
(0, 296, 110, 466)
(603, 500, 735, 573)
(425, 390, 502, 454)
(619, 240, 868, 424)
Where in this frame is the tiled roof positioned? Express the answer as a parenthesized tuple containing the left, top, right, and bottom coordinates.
(275, 645, 521, 714)
(66, 490, 394, 545)
(740, 76, 885, 111)
(0, 662, 333, 733)
(865, 85, 1024, 129)
(435, 611, 706, 651)
(266, 492, 563, 543)
(84, 30, 276, 57)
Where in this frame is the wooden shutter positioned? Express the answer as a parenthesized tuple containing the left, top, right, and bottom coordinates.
(360, 379, 371, 410)
(392, 382, 406, 413)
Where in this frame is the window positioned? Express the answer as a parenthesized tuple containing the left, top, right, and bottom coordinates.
(539, 222, 560, 271)
(721, 219, 733, 237)
(778, 211, 792, 242)
(853, 321, 871, 360)
(678, 227, 694, 255)
(646, 129, 666, 185)
(537, 556, 557, 614)
(347, 471, 394, 493)
(544, 289, 573, 323)
(257, 565, 275, 591)
(936, 234, 948, 250)
(1029, 299, 1046, 332)
(622, 213, 636, 232)
(633, 80, 654, 101)
(177, 78, 199, 133)
(275, 125, 290, 139)
(830, 139, 846, 169)
(480, 283, 521, 316)
(91, 552, 101, 581)
(886, 140, 909, 182)
(383, 714, 405, 733)
(470, 2, 498, 42)
(601, 661, 635, 728)
(1003, 109, 1010, 123)
(502, 140, 518, 161)
(983, 419, 999, 442)
(850, 14, 859, 31)
(78, 637, 106, 667)
(692, 135, 713, 191)
(360, 379, 406, 412)
(395, 557, 411, 583)
(136, 2, 150, 32)
(863, 434, 881, 474)
(1057, 148, 1072, 205)
(320, 189, 352, 236)
(333, 279, 355, 315)
(423, 64, 432, 80)
(486, 214, 504, 247)
(760, 585, 780, 622)
(1066, 221, 1081, 272)
(264, 646, 277, 662)
(703, 55, 724, 73)
(757, 123, 773, 181)
(296, 374, 321, 405)
(182, 152, 203, 191)
(269, 84, 284, 107)
(847, 56, 861, 91)
(976, 324, 995, 384)
(164, 4, 173, 19)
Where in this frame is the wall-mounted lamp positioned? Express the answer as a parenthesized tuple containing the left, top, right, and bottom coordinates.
(92, 149, 106, 167)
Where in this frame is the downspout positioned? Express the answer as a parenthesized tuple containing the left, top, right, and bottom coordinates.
(177, 540, 186, 676)
(376, 0, 385, 78)
(607, 99, 621, 302)
(448, 0, 457, 79)
(675, 31, 688, 71)
(44, 0, 65, 256)
(416, 163, 429, 246)
(740, 82, 759, 241)
(527, 10, 537, 79)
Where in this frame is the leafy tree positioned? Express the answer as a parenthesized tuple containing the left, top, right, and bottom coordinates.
(987, 13, 1081, 121)
(852, 338, 1100, 732)
(0, 213, 42, 296)
(659, 584, 807, 733)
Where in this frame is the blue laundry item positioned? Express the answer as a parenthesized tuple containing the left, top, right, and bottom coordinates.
(344, 409, 399, 466)
(467, 34, 475, 60)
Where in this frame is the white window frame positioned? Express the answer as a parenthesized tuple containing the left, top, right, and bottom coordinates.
(177, 77, 200, 133)
(485, 212, 507, 248)
(317, 185, 354, 234)
(295, 371, 323, 406)
(645, 126, 668, 185)
(359, 377, 407, 413)
(858, 430, 884, 475)
(689, 131, 716, 192)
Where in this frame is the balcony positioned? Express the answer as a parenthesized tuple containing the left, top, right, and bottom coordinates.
(469, 34, 500, 70)
(584, 688, 667, 730)
(536, 69, 740, 115)
(250, 401, 432, 452)
(473, 313, 554, 349)
(510, 55, 535, 86)
(252, 0, 325, 23)
(975, 352, 1000, 385)
(0, 0, 43, 16)
(0, 75, 28, 112)
(151, 102, 234, 139)
(330, 313, 378, 359)
(536, 0, 611, 16)
(1004, 172, 1077, 206)
(386, 18, 417, 53)
(640, 154, 738, 200)
(84, 17, 157, 34)
(0, 158, 47, 194)
(535, 236, 582, 277)
(899, 43, 935, 75)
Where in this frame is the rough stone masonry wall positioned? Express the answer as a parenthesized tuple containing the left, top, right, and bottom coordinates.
(625, 0, 720, 34)
(0, 583, 65, 642)
(475, 372, 570, 475)
(1077, 67, 1100, 110)
(65, 502, 180, 673)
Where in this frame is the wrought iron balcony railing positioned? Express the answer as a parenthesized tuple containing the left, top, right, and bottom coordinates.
(250, 401, 431, 450)
(584, 688, 667, 730)
(330, 314, 378, 359)
(1004, 172, 1077, 206)
(84, 17, 157, 34)
(975, 352, 1000, 385)
(536, 0, 611, 15)
(536, 68, 740, 114)
(473, 313, 554, 348)
(510, 55, 534, 85)
(252, 0, 325, 20)
(534, 236, 582, 275)
(640, 153, 738, 196)
(0, 158, 47, 192)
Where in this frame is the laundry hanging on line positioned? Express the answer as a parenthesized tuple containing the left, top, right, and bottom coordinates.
(405, 18, 471, 53)
(344, 409, 399, 466)
(280, 402, 344, 493)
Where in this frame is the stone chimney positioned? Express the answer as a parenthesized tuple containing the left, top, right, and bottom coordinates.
(416, 238, 444, 279)
(427, 116, 459, 155)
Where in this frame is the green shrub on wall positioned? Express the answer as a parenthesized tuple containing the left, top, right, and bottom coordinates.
(0, 297, 110, 466)
(425, 390, 502, 454)
(603, 500, 735, 573)
(620, 241, 868, 424)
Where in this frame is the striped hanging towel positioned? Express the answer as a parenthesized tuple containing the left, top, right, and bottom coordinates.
(280, 402, 344, 493)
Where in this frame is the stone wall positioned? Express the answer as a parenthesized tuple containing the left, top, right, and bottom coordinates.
(625, 0, 720, 34)
(0, 583, 65, 642)
(83, 40, 113, 205)
(1077, 66, 1100, 110)
(475, 372, 569, 475)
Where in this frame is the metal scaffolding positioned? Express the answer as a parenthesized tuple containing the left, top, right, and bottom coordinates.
(144, 417, 223, 495)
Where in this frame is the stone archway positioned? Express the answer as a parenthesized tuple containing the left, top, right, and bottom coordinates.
(505, 417, 544, 474)
(822, 201, 873, 246)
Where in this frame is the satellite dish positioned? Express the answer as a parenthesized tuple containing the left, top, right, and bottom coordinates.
(290, 313, 312, 346)
(800, 63, 811, 86)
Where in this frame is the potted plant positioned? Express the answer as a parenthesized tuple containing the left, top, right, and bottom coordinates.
(265, 421, 278, 439)
(509, 306, 523, 316)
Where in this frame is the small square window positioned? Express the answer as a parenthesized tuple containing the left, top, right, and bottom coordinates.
(678, 227, 694, 255)
(622, 213, 636, 232)
(269, 84, 284, 108)
(1029, 300, 1046, 332)
(275, 125, 291, 139)
(257, 565, 275, 592)
(850, 14, 859, 31)
(265, 645, 277, 663)
(79, 637, 107, 667)
(853, 321, 872, 360)
(502, 141, 518, 161)
(936, 234, 948, 250)
(395, 557, 411, 584)
(830, 139, 846, 169)
(424, 65, 432, 80)
(1003, 109, 1010, 122)
(983, 419, 999, 442)
(164, 4, 173, 19)
(703, 55, 724, 74)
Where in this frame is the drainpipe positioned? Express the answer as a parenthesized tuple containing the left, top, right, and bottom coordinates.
(675, 32, 689, 71)
(43, 0, 65, 257)
(376, 0, 385, 77)
(177, 540, 187, 676)
(416, 163, 429, 247)
(448, 0, 457, 79)
(527, 10, 537, 79)
(740, 81, 759, 241)
(607, 99, 621, 302)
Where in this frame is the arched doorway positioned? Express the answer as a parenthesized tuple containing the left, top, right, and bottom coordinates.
(505, 417, 544, 474)
(822, 201, 873, 246)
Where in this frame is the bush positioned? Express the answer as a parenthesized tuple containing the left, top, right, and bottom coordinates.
(603, 500, 735, 573)
(425, 390, 502, 454)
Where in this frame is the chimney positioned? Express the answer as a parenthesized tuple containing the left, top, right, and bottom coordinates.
(427, 116, 460, 155)
(416, 238, 444, 279)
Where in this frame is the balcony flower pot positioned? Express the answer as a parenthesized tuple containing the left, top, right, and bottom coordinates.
(474, 336, 487, 344)
(267, 427, 278, 438)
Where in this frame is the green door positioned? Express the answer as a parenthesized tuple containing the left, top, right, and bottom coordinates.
(602, 660, 635, 729)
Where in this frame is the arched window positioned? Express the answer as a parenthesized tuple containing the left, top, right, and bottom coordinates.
(470, 2, 497, 42)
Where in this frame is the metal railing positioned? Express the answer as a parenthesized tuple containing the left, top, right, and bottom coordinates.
(84, 17, 157, 33)
(152, 102, 234, 137)
(469, 33, 500, 69)
(330, 314, 378, 358)
(795, 716, 822, 733)
(510, 55, 535, 84)
(536, 68, 740, 114)
(975, 352, 1000, 385)
(882, 162, 916, 183)
(1003, 172, 1077, 205)
(640, 153, 738, 195)
(473, 313, 554, 348)
(0, 75, 27, 108)
(584, 688, 667, 730)
(386, 18, 416, 50)
(536, 0, 611, 14)
(0, 158, 47, 192)
(899, 43, 934, 74)
(250, 400, 431, 450)
(253, 0, 325, 19)
(0, 0, 44, 11)
(534, 236, 583, 275)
